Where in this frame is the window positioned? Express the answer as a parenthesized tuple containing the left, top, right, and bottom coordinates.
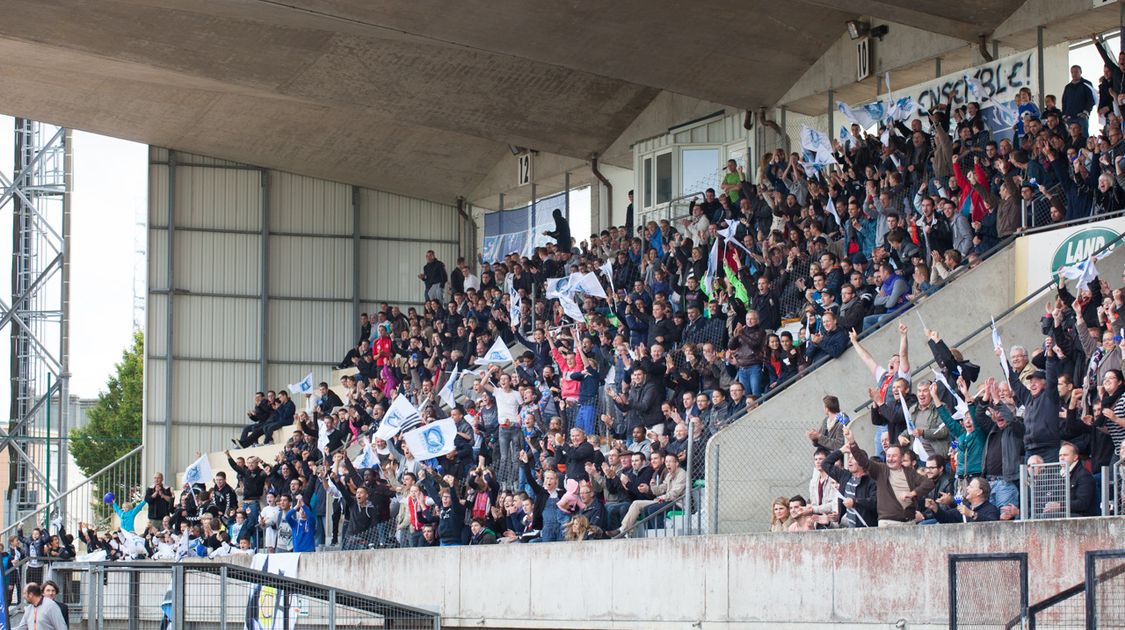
(643, 156, 653, 208)
(656, 151, 672, 205)
(681, 148, 720, 197)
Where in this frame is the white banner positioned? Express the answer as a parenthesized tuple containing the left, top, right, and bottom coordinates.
(247, 553, 302, 630)
(886, 50, 1036, 120)
(402, 418, 458, 459)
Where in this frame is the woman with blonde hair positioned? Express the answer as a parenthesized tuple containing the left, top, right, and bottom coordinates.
(769, 496, 791, 532)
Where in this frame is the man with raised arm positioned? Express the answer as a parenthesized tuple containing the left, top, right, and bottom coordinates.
(850, 322, 911, 455)
(1000, 338, 1061, 463)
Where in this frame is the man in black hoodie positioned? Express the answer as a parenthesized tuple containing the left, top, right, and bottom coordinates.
(543, 209, 572, 253)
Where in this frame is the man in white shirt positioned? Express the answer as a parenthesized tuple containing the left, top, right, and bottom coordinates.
(850, 323, 911, 456)
(14, 583, 68, 630)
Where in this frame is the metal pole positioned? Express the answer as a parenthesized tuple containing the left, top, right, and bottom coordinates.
(1020, 464, 1028, 520)
(530, 183, 537, 253)
(935, 57, 942, 78)
(327, 588, 336, 630)
(259, 169, 270, 392)
(164, 150, 176, 477)
(85, 565, 98, 630)
(1037, 26, 1045, 110)
(779, 107, 788, 152)
(220, 566, 228, 630)
(128, 569, 139, 630)
(684, 421, 693, 536)
(710, 444, 720, 535)
(44, 372, 50, 531)
(1064, 463, 1071, 518)
(59, 128, 71, 518)
(564, 172, 571, 219)
(351, 186, 360, 335)
(827, 89, 834, 138)
(171, 564, 185, 630)
(1101, 466, 1110, 517)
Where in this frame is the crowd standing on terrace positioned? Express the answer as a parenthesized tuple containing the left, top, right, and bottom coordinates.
(7, 41, 1125, 575)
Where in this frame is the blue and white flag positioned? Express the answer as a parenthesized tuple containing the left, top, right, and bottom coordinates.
(718, 222, 753, 256)
(557, 293, 586, 322)
(509, 289, 521, 328)
(287, 372, 315, 396)
(1057, 256, 1100, 292)
(931, 368, 970, 420)
(599, 260, 615, 293)
(799, 125, 836, 166)
(375, 393, 422, 441)
(438, 365, 461, 410)
(888, 96, 917, 122)
(183, 454, 213, 486)
(837, 100, 884, 129)
(825, 196, 841, 228)
(545, 276, 574, 300)
(352, 440, 378, 469)
(402, 418, 457, 459)
(475, 337, 514, 365)
(990, 316, 1003, 350)
(571, 272, 608, 299)
(701, 238, 720, 298)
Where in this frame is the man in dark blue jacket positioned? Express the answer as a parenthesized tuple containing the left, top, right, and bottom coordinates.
(805, 311, 849, 362)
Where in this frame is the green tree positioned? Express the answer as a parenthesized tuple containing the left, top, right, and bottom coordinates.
(69, 330, 143, 515)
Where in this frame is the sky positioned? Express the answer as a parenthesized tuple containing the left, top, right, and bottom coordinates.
(0, 36, 1113, 408)
(0, 117, 145, 405)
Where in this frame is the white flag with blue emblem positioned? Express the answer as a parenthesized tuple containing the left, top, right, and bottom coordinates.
(375, 393, 422, 441)
(557, 293, 586, 322)
(509, 289, 521, 327)
(474, 337, 514, 365)
(438, 365, 461, 410)
(1057, 255, 1099, 292)
(402, 418, 457, 459)
(545, 276, 574, 300)
(183, 454, 213, 487)
(571, 272, 608, 299)
(288, 372, 315, 396)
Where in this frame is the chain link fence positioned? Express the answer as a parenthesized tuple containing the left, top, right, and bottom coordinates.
(949, 553, 1028, 630)
(1020, 461, 1071, 520)
(1087, 550, 1125, 629)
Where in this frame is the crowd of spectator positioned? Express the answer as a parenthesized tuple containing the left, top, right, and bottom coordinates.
(8, 43, 1125, 571)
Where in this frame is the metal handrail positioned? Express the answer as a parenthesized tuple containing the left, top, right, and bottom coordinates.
(63, 560, 441, 624)
(0, 444, 143, 539)
(612, 497, 684, 539)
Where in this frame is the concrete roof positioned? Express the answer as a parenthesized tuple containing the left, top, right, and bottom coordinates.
(0, 1, 1027, 203)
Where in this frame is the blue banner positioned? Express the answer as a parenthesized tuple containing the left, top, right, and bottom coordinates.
(481, 192, 569, 263)
(0, 554, 10, 630)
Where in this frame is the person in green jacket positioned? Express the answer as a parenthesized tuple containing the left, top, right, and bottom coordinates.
(931, 381, 984, 483)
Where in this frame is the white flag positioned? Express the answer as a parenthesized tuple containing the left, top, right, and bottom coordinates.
(571, 272, 608, 299)
(718, 222, 753, 256)
(930, 367, 970, 419)
(509, 289, 521, 328)
(825, 196, 841, 229)
(702, 238, 720, 297)
(545, 276, 575, 300)
(896, 390, 928, 463)
(558, 293, 586, 322)
(990, 317, 1002, 350)
(799, 125, 836, 166)
(599, 260, 615, 294)
(438, 365, 461, 410)
(288, 372, 315, 395)
(474, 337, 514, 365)
(1057, 256, 1099, 292)
(316, 418, 329, 453)
(403, 418, 458, 459)
(375, 393, 422, 441)
(183, 454, 213, 487)
(352, 441, 378, 469)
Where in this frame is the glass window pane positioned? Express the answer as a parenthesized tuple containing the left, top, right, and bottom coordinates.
(643, 157, 653, 208)
(681, 148, 720, 197)
(656, 152, 673, 204)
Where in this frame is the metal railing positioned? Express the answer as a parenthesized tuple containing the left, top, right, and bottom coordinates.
(45, 561, 440, 630)
(611, 483, 704, 539)
(1020, 461, 1072, 520)
(1, 444, 143, 540)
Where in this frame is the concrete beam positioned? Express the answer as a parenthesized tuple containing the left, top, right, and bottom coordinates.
(797, 0, 989, 42)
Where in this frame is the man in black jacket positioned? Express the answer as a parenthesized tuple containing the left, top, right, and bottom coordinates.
(555, 428, 596, 482)
(610, 368, 664, 434)
(418, 250, 448, 301)
(143, 472, 174, 530)
(235, 392, 272, 448)
(1045, 442, 1098, 517)
(822, 444, 877, 528)
(315, 383, 343, 418)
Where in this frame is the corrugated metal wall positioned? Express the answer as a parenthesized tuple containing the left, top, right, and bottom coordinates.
(144, 147, 469, 478)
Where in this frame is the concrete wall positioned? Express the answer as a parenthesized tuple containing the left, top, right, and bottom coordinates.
(285, 518, 1125, 629)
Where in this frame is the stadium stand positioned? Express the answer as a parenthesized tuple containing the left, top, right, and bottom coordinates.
(14, 41, 1125, 563)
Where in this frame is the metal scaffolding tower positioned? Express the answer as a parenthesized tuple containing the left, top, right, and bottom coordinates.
(0, 118, 71, 529)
